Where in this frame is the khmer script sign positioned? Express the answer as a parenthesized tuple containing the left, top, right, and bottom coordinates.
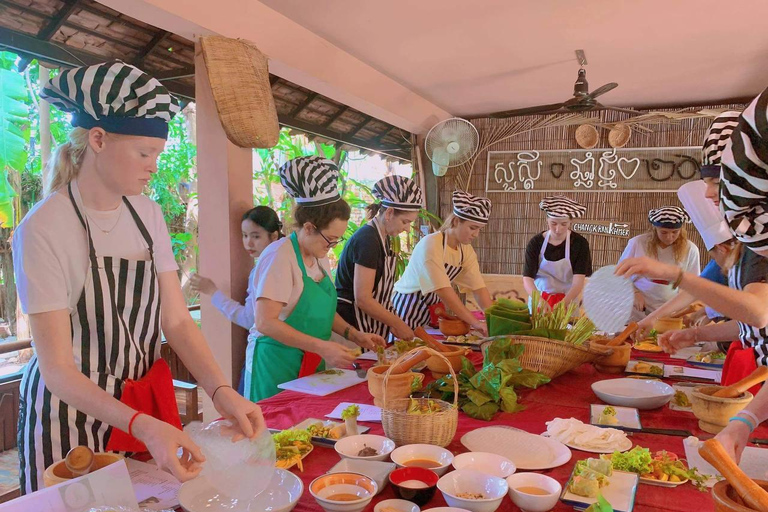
(485, 146, 700, 193)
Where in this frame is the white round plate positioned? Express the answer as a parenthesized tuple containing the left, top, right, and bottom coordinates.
(592, 378, 674, 410)
(460, 426, 571, 470)
(583, 265, 634, 333)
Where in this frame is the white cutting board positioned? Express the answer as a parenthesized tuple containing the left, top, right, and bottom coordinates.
(277, 369, 367, 396)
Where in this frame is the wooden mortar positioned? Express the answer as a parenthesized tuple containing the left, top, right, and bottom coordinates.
(592, 337, 632, 374)
(691, 386, 753, 434)
(425, 346, 470, 379)
(367, 365, 424, 407)
(713, 480, 768, 511)
(438, 318, 470, 336)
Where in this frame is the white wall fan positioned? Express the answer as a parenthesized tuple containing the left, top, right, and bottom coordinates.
(425, 117, 479, 176)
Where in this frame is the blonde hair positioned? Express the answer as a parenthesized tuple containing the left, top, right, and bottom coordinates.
(646, 226, 690, 263)
(717, 240, 742, 275)
(439, 213, 461, 232)
(43, 127, 90, 197)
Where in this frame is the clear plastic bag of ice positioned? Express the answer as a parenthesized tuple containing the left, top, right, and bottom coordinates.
(186, 419, 276, 504)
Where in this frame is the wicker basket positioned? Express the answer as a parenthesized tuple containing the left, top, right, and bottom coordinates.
(480, 335, 612, 379)
(200, 36, 279, 148)
(381, 347, 458, 447)
(608, 123, 632, 148)
(575, 124, 599, 149)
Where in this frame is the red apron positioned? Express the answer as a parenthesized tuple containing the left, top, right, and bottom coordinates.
(721, 341, 762, 395)
(541, 292, 566, 308)
(106, 359, 182, 452)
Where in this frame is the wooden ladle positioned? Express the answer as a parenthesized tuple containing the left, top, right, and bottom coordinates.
(606, 322, 639, 347)
(713, 366, 768, 398)
(65, 445, 94, 477)
(699, 438, 768, 511)
(415, 326, 454, 353)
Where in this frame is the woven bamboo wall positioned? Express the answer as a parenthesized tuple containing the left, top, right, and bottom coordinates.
(437, 105, 745, 275)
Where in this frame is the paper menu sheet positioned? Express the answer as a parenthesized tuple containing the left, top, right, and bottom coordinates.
(125, 458, 180, 511)
(0, 459, 139, 512)
(684, 436, 768, 487)
(327, 402, 382, 422)
(664, 364, 721, 382)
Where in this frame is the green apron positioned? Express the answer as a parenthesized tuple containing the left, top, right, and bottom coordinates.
(247, 232, 337, 402)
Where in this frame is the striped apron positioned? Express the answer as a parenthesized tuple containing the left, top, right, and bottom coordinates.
(18, 184, 162, 494)
(392, 233, 464, 330)
(337, 218, 397, 339)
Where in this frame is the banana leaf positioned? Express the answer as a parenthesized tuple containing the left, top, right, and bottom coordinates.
(485, 305, 531, 323)
(496, 297, 528, 311)
(488, 314, 532, 337)
(518, 328, 569, 340)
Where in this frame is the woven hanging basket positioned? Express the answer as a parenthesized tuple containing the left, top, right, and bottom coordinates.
(480, 335, 613, 380)
(575, 124, 599, 149)
(608, 123, 632, 148)
(381, 347, 459, 447)
(200, 36, 280, 148)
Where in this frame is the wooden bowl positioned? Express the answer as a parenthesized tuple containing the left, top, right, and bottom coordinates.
(44, 452, 123, 487)
(367, 365, 424, 408)
(712, 479, 768, 511)
(426, 347, 469, 379)
(591, 338, 631, 374)
(575, 124, 599, 149)
(691, 385, 753, 434)
(654, 317, 684, 334)
(438, 318, 470, 336)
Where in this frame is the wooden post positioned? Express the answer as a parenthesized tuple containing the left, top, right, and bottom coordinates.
(195, 44, 253, 419)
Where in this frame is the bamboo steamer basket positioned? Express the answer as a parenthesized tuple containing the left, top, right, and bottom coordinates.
(712, 480, 768, 511)
(480, 335, 612, 379)
(44, 452, 123, 487)
(368, 364, 425, 408)
(381, 347, 459, 447)
(425, 345, 470, 379)
(691, 385, 753, 434)
(199, 36, 280, 148)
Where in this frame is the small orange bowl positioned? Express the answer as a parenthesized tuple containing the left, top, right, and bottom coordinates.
(439, 318, 470, 336)
(309, 472, 377, 512)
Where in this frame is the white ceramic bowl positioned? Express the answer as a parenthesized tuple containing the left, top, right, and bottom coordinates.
(309, 472, 378, 512)
(437, 469, 508, 512)
(335, 434, 396, 462)
(451, 452, 516, 479)
(374, 499, 420, 512)
(390, 444, 455, 476)
(506, 472, 561, 512)
(592, 378, 674, 410)
(327, 458, 395, 495)
(179, 469, 302, 512)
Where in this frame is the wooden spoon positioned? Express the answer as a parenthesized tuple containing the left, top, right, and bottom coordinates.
(713, 366, 768, 398)
(414, 326, 453, 353)
(65, 445, 94, 477)
(606, 322, 639, 347)
(698, 438, 768, 510)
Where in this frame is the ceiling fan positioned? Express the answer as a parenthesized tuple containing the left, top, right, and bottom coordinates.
(486, 50, 640, 119)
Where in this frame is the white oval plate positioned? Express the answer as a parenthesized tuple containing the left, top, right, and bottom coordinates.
(460, 426, 571, 470)
(592, 378, 674, 410)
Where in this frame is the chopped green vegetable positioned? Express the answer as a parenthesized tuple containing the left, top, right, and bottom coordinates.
(272, 428, 311, 446)
(341, 404, 360, 420)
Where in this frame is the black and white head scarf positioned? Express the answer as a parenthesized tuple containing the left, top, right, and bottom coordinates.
(648, 206, 690, 229)
(372, 176, 422, 211)
(700, 111, 741, 179)
(279, 156, 341, 207)
(720, 86, 768, 257)
(40, 60, 180, 139)
(539, 196, 586, 219)
(452, 190, 491, 224)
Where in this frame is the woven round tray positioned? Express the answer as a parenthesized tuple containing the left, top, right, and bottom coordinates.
(200, 36, 279, 148)
(381, 347, 458, 447)
(480, 335, 612, 379)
